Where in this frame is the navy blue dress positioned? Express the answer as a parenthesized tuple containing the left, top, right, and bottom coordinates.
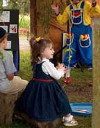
(15, 62, 72, 122)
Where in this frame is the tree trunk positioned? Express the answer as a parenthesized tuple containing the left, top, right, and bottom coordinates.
(92, 17, 100, 128)
(30, 0, 37, 37)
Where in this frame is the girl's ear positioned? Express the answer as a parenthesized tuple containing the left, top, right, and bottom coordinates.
(40, 49, 44, 55)
(41, 51, 43, 56)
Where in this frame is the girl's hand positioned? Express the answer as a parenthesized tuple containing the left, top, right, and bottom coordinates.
(56, 63, 64, 69)
(56, 63, 67, 73)
(64, 68, 68, 74)
(51, 4, 59, 15)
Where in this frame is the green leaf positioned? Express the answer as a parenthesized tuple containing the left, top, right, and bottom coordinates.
(0, 50, 4, 60)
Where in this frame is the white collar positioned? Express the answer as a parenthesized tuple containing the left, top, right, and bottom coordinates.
(38, 58, 49, 64)
(42, 58, 49, 62)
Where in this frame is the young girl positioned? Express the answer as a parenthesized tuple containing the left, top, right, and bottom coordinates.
(15, 37, 78, 126)
(0, 27, 28, 94)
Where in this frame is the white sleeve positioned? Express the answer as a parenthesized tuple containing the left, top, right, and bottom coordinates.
(42, 61, 64, 80)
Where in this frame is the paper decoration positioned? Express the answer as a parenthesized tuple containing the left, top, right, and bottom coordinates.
(9, 24, 17, 33)
(0, 11, 10, 22)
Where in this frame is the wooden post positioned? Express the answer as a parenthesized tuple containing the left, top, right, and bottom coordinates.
(92, 18, 100, 128)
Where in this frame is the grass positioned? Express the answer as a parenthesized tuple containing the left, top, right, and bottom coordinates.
(0, 51, 92, 128)
(19, 15, 30, 30)
(18, 51, 32, 81)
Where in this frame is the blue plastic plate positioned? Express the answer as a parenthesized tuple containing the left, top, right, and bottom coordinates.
(70, 103, 92, 116)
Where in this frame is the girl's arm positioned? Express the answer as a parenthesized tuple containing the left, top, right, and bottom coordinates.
(42, 61, 66, 80)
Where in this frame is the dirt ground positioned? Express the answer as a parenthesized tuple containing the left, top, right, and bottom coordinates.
(19, 36, 30, 51)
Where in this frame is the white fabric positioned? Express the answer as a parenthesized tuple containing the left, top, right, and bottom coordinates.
(1, 76, 28, 94)
(39, 58, 64, 80)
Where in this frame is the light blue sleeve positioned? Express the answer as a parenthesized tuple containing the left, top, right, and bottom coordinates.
(3, 51, 17, 75)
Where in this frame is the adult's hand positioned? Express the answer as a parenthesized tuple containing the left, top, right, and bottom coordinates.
(92, 0, 96, 3)
(51, 4, 60, 15)
(92, 0, 97, 7)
